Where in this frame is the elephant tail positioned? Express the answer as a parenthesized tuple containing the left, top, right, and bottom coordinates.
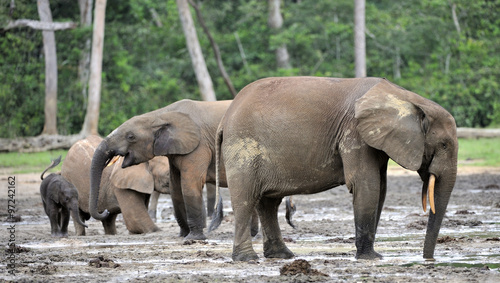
(285, 196, 297, 229)
(40, 155, 62, 180)
(208, 125, 224, 232)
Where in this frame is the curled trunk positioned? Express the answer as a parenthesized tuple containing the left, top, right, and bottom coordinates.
(70, 202, 88, 228)
(89, 140, 113, 220)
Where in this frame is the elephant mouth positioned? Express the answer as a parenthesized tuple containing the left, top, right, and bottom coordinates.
(121, 151, 136, 168)
(421, 174, 436, 214)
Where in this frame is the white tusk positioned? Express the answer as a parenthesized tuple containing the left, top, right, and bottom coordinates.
(106, 156, 120, 167)
(428, 174, 436, 214)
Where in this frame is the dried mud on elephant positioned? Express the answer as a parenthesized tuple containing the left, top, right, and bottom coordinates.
(1, 167, 499, 282)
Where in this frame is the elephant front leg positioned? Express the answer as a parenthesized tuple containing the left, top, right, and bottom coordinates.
(59, 208, 70, 237)
(170, 170, 190, 237)
(115, 189, 160, 234)
(182, 178, 207, 240)
(351, 172, 384, 260)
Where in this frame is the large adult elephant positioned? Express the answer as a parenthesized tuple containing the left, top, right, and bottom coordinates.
(89, 99, 233, 240)
(210, 77, 458, 262)
(62, 135, 170, 235)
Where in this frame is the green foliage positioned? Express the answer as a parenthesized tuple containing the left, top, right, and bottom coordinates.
(1, 0, 499, 137)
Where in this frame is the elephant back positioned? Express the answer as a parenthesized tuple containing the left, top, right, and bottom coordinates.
(62, 135, 119, 213)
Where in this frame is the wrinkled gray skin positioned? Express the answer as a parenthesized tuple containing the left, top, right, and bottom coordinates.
(62, 135, 170, 235)
(90, 100, 233, 240)
(40, 156, 88, 237)
(211, 77, 458, 262)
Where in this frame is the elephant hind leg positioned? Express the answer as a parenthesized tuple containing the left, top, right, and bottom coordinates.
(102, 213, 118, 235)
(257, 196, 294, 259)
(115, 189, 160, 234)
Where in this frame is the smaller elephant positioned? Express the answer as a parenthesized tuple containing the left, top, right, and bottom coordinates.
(62, 135, 170, 235)
(40, 156, 87, 237)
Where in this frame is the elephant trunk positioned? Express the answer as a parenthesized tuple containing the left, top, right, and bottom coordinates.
(422, 167, 457, 260)
(70, 201, 88, 228)
(89, 140, 113, 220)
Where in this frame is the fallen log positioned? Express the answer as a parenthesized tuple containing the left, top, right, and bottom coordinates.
(0, 134, 86, 153)
(457, 128, 500, 139)
(0, 128, 498, 152)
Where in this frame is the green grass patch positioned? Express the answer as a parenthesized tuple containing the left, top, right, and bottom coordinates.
(457, 137, 500, 167)
(0, 150, 68, 174)
(0, 138, 498, 174)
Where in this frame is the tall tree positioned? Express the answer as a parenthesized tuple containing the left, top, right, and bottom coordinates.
(268, 0, 291, 69)
(78, 0, 93, 109)
(188, 0, 237, 97)
(81, 0, 106, 136)
(176, 0, 216, 101)
(38, 0, 58, 135)
(354, 0, 366, 77)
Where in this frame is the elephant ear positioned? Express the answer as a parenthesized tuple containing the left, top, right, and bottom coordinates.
(147, 156, 170, 194)
(153, 112, 201, 156)
(355, 79, 426, 171)
(110, 157, 154, 194)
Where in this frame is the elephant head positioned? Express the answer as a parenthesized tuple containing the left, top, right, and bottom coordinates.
(109, 156, 170, 195)
(90, 106, 200, 220)
(355, 79, 458, 260)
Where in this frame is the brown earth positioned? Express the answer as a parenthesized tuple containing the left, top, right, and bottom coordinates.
(1, 166, 499, 282)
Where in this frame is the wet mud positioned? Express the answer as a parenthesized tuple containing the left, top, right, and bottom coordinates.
(1, 167, 499, 282)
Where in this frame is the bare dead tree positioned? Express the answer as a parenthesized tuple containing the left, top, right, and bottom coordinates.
(268, 0, 291, 69)
(176, 0, 216, 101)
(78, 0, 93, 110)
(81, 0, 107, 136)
(38, 0, 59, 135)
(354, 0, 366, 77)
(188, 0, 237, 97)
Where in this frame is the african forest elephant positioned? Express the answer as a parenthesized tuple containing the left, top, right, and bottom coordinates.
(89, 100, 233, 240)
(210, 77, 458, 262)
(62, 135, 170, 235)
(40, 156, 87, 237)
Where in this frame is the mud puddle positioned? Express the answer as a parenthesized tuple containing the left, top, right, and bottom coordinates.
(1, 170, 499, 282)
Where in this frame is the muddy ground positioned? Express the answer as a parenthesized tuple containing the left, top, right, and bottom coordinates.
(1, 166, 499, 282)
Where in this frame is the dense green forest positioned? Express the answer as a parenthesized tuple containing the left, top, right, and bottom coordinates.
(1, 0, 499, 138)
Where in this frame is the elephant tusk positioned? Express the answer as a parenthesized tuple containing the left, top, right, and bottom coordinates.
(106, 155, 120, 167)
(428, 174, 436, 214)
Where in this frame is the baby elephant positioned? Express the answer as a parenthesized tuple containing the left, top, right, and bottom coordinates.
(40, 156, 87, 237)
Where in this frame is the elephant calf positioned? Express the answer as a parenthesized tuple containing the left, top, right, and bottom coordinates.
(40, 156, 87, 237)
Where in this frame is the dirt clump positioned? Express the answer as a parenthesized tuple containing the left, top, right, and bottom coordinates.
(280, 259, 328, 277)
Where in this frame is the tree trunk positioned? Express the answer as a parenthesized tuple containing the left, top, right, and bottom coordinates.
(268, 0, 291, 69)
(354, 0, 366, 78)
(81, 0, 107, 136)
(188, 0, 237, 97)
(78, 0, 93, 110)
(38, 0, 58, 135)
(176, 0, 216, 101)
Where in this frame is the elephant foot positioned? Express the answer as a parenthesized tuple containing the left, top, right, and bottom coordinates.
(263, 244, 294, 259)
(52, 232, 68, 238)
(184, 231, 207, 241)
(179, 228, 190, 238)
(232, 251, 259, 262)
(355, 250, 383, 260)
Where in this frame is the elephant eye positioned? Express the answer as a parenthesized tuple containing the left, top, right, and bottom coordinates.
(126, 133, 136, 142)
(441, 142, 447, 150)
